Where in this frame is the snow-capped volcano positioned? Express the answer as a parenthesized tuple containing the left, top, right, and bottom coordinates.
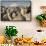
(10, 3, 18, 7)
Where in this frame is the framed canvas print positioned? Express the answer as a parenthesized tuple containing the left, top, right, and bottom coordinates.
(1, 1, 31, 21)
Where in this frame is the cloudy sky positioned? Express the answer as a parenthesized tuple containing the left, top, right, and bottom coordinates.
(1, 0, 30, 1)
(1, 0, 31, 7)
(2, 0, 30, 1)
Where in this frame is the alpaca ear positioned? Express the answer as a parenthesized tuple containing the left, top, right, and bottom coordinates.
(26, 5, 31, 14)
(21, 8, 24, 15)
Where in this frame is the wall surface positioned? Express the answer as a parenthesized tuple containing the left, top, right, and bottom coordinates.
(0, 0, 46, 42)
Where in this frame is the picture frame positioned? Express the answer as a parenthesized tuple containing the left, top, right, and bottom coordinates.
(1, 1, 31, 21)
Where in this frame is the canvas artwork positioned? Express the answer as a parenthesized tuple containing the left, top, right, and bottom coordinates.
(1, 1, 31, 21)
